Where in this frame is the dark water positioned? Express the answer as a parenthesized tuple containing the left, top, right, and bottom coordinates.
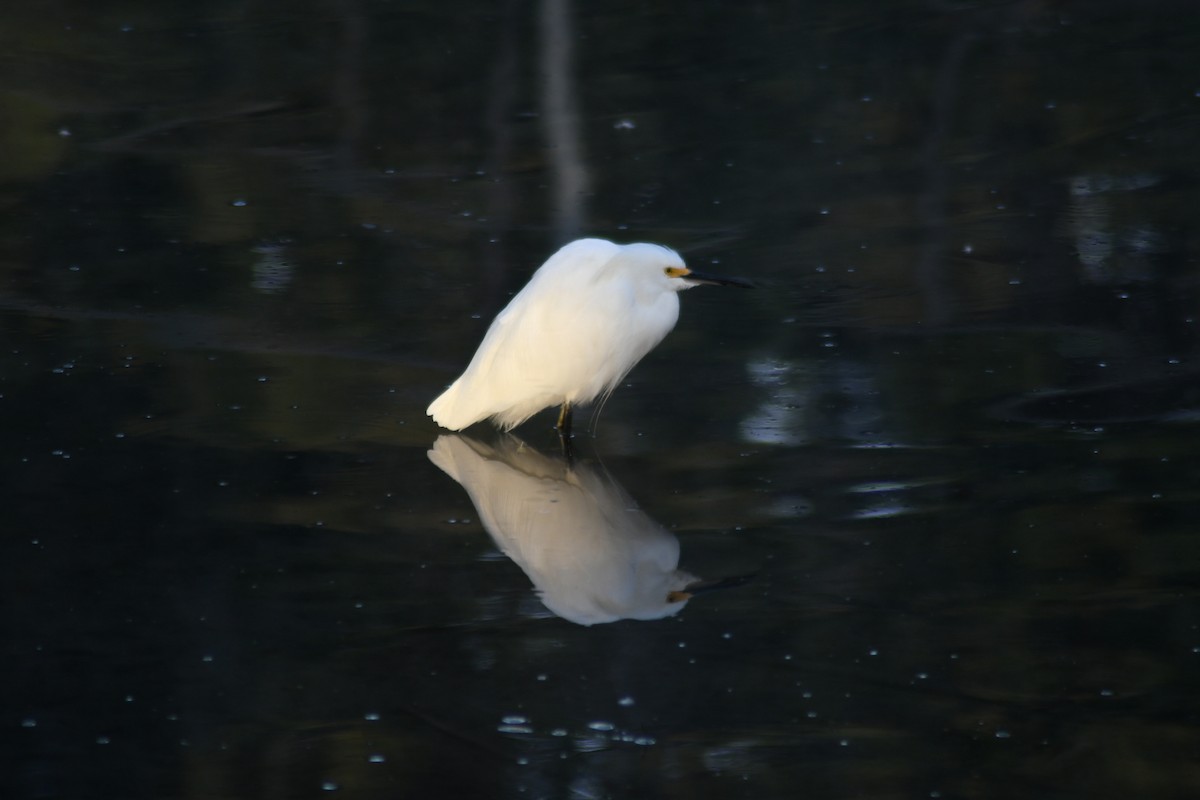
(4, 1, 1200, 798)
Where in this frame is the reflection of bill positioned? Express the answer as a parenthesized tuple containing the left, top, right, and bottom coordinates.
(429, 434, 735, 626)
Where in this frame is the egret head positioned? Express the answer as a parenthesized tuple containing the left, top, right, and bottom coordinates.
(616, 242, 755, 293)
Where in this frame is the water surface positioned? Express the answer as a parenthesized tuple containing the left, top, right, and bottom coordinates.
(3, 1, 1200, 798)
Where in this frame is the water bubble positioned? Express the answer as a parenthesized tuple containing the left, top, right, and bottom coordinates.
(96, 736, 111, 745)
(363, 712, 381, 721)
(230, 199, 248, 207)
(321, 781, 338, 791)
(501, 714, 528, 725)
(59, 128, 73, 138)
(995, 730, 1011, 739)
(618, 696, 635, 707)
(368, 754, 386, 763)
(613, 119, 636, 130)
(21, 718, 36, 728)
(587, 721, 615, 732)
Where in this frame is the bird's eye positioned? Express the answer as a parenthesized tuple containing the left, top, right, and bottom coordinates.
(664, 266, 690, 279)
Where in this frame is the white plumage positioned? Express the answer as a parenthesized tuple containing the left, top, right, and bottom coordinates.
(427, 238, 749, 432)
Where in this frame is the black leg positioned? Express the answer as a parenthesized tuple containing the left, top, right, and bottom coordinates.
(557, 429, 575, 464)
(556, 402, 573, 435)
(556, 402, 574, 464)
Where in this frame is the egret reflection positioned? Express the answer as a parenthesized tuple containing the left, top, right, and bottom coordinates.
(429, 434, 732, 626)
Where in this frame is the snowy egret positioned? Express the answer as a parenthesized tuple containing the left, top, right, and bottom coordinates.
(427, 238, 751, 434)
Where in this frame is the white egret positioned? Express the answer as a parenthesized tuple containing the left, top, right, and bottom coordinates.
(427, 238, 751, 434)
